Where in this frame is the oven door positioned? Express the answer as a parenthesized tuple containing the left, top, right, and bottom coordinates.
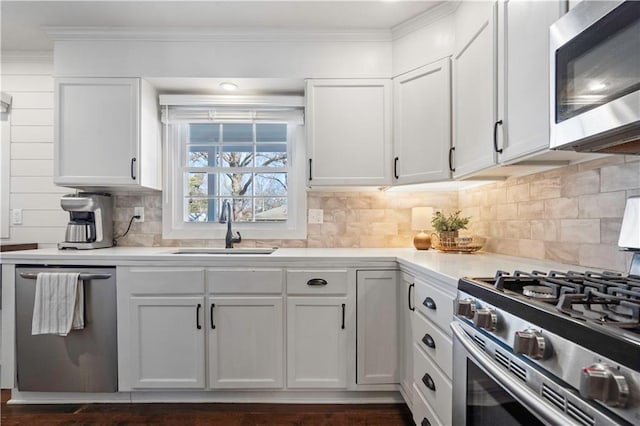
(451, 321, 578, 426)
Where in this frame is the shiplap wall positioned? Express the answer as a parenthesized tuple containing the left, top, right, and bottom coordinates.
(2, 52, 68, 247)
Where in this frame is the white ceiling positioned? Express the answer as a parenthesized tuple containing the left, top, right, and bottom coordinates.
(1, 1, 443, 51)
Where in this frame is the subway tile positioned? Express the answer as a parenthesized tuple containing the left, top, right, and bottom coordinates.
(531, 220, 558, 242)
(530, 177, 561, 200)
(544, 198, 579, 219)
(600, 218, 623, 245)
(502, 221, 531, 239)
(579, 244, 628, 273)
(517, 239, 546, 260)
(545, 242, 580, 265)
(578, 191, 626, 218)
(506, 183, 530, 203)
(517, 200, 544, 219)
(496, 203, 518, 220)
(600, 162, 640, 192)
(559, 219, 600, 244)
(561, 169, 600, 197)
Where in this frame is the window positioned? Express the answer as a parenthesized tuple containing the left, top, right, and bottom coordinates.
(161, 95, 306, 240)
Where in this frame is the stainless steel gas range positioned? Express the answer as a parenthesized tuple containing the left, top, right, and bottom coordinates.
(451, 254, 640, 426)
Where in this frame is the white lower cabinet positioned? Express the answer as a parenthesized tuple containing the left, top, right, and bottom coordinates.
(287, 297, 348, 388)
(356, 270, 400, 385)
(129, 296, 206, 389)
(208, 297, 283, 389)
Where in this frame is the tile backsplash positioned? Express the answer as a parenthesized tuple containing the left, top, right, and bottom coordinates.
(114, 155, 639, 272)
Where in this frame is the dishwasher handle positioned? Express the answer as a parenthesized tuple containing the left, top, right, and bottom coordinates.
(19, 272, 113, 280)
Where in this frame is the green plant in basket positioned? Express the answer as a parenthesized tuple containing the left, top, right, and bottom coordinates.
(431, 210, 470, 232)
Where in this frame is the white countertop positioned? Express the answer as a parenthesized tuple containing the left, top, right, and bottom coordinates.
(1, 247, 596, 290)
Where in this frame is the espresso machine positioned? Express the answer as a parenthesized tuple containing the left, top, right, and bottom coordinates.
(58, 193, 114, 249)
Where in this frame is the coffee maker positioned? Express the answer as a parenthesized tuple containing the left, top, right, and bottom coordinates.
(58, 192, 114, 249)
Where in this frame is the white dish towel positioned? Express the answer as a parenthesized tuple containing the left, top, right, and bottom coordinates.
(31, 272, 84, 336)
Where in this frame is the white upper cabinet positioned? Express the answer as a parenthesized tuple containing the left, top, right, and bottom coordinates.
(496, 0, 566, 163)
(54, 77, 161, 190)
(393, 58, 452, 184)
(306, 79, 392, 186)
(452, 1, 498, 179)
(452, 0, 568, 178)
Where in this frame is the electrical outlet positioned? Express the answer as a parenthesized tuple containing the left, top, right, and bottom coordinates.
(10, 209, 23, 225)
(308, 209, 323, 224)
(134, 207, 144, 222)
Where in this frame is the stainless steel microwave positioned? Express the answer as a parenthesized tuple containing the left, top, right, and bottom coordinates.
(550, 0, 640, 154)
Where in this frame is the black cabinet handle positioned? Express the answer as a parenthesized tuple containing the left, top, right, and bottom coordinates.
(196, 303, 202, 330)
(308, 158, 312, 181)
(448, 146, 455, 172)
(394, 156, 399, 179)
(341, 303, 345, 330)
(422, 373, 436, 392)
(130, 157, 137, 180)
(423, 297, 437, 310)
(210, 303, 216, 329)
(408, 283, 415, 311)
(307, 278, 327, 286)
(422, 333, 436, 349)
(493, 120, 503, 154)
(421, 418, 432, 426)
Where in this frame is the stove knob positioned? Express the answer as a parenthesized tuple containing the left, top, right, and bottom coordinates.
(455, 298, 476, 319)
(579, 364, 629, 407)
(513, 329, 551, 360)
(473, 308, 497, 331)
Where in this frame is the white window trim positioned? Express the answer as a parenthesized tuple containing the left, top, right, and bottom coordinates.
(162, 113, 307, 241)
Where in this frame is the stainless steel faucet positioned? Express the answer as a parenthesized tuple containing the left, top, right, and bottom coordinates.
(219, 199, 242, 249)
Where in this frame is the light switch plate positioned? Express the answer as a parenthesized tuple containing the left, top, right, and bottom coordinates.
(308, 209, 323, 224)
(10, 209, 23, 225)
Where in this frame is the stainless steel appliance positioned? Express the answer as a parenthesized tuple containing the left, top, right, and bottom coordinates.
(549, 1, 640, 154)
(452, 255, 640, 425)
(59, 192, 113, 249)
(15, 266, 118, 392)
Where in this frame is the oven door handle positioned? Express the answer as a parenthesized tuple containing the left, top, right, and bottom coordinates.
(450, 322, 579, 426)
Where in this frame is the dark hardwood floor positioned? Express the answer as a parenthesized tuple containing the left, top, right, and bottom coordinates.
(1, 390, 414, 425)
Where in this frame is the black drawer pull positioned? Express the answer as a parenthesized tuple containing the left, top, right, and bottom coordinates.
(423, 297, 436, 310)
(308, 158, 312, 181)
(210, 303, 216, 329)
(196, 303, 202, 330)
(448, 146, 455, 172)
(422, 373, 436, 392)
(408, 283, 415, 311)
(421, 418, 432, 426)
(422, 333, 436, 349)
(341, 303, 345, 330)
(394, 156, 399, 179)
(307, 278, 327, 286)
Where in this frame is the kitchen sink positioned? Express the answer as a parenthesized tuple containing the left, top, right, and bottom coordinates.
(168, 248, 277, 255)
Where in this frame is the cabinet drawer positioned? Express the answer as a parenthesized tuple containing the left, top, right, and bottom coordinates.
(206, 269, 283, 294)
(413, 344, 452, 426)
(286, 270, 348, 295)
(124, 268, 205, 294)
(414, 277, 454, 335)
(412, 382, 444, 426)
(413, 312, 452, 378)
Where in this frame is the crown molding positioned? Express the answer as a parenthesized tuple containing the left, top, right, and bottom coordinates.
(0, 50, 53, 63)
(43, 26, 393, 43)
(391, 0, 460, 40)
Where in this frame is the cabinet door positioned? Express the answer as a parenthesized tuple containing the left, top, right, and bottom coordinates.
(497, 0, 566, 162)
(452, 1, 498, 178)
(356, 270, 400, 385)
(306, 79, 392, 186)
(287, 297, 348, 388)
(208, 296, 284, 389)
(394, 59, 452, 184)
(129, 296, 205, 389)
(55, 77, 139, 187)
(400, 273, 415, 405)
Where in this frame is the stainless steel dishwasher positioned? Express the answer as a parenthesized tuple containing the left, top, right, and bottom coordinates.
(15, 266, 118, 392)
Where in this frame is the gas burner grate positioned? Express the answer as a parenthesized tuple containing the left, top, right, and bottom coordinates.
(556, 288, 640, 329)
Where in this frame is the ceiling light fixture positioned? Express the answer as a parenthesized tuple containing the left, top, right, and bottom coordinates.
(220, 82, 238, 91)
